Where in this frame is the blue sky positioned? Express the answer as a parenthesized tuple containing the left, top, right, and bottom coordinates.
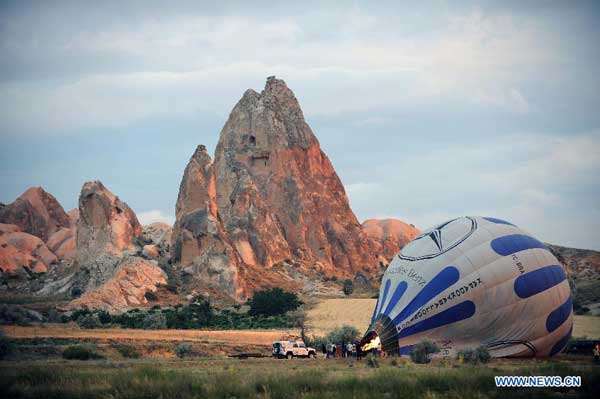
(1, 1, 599, 250)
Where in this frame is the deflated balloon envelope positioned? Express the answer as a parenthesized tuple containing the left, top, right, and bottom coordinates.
(365, 216, 572, 358)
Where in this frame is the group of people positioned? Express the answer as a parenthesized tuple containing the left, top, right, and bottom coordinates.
(321, 342, 363, 359)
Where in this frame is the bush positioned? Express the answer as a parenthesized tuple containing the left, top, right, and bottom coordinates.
(458, 346, 491, 364)
(343, 279, 354, 296)
(326, 325, 360, 344)
(166, 284, 178, 294)
(113, 344, 140, 359)
(144, 291, 158, 301)
(410, 340, 440, 364)
(70, 287, 82, 298)
(0, 331, 13, 360)
(175, 343, 192, 358)
(248, 288, 302, 317)
(141, 312, 167, 330)
(97, 310, 112, 324)
(76, 313, 101, 329)
(62, 345, 103, 360)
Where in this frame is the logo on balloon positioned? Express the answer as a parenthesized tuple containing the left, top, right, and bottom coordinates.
(398, 216, 477, 261)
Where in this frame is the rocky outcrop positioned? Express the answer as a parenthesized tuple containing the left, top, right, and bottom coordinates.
(362, 219, 420, 260)
(0, 187, 70, 241)
(172, 146, 243, 299)
(213, 77, 379, 274)
(142, 222, 172, 249)
(46, 208, 79, 262)
(173, 77, 394, 299)
(0, 231, 57, 274)
(0, 223, 20, 235)
(67, 257, 167, 313)
(75, 181, 142, 288)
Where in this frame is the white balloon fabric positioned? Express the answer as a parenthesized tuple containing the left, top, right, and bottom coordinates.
(366, 216, 572, 358)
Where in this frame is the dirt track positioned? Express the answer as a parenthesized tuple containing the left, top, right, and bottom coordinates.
(1, 324, 298, 345)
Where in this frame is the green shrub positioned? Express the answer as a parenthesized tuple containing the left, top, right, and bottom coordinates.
(70, 286, 82, 298)
(343, 279, 354, 296)
(326, 325, 360, 344)
(248, 288, 302, 317)
(114, 344, 140, 359)
(175, 343, 192, 358)
(76, 313, 102, 329)
(62, 345, 103, 360)
(97, 310, 112, 324)
(166, 284, 178, 294)
(458, 346, 491, 364)
(410, 340, 440, 364)
(144, 291, 158, 301)
(142, 312, 167, 329)
(0, 331, 13, 360)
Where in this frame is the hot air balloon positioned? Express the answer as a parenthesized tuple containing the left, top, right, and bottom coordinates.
(363, 216, 572, 358)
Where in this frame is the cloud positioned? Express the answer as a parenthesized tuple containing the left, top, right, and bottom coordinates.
(346, 131, 600, 249)
(137, 210, 175, 226)
(0, 3, 576, 134)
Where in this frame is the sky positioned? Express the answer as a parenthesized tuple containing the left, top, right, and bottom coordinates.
(0, 1, 599, 250)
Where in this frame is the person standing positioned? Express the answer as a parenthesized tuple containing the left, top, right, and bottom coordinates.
(355, 341, 362, 360)
(321, 343, 327, 359)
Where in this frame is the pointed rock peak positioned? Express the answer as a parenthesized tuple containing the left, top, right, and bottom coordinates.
(0, 185, 69, 241)
(191, 144, 212, 164)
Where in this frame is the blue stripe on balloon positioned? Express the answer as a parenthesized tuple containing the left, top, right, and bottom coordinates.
(550, 323, 573, 356)
(483, 217, 515, 226)
(398, 301, 476, 339)
(490, 234, 547, 256)
(377, 279, 391, 315)
(392, 266, 460, 325)
(383, 281, 408, 316)
(514, 265, 566, 298)
(546, 296, 572, 333)
(370, 298, 380, 323)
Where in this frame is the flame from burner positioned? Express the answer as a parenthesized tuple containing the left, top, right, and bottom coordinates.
(361, 335, 381, 352)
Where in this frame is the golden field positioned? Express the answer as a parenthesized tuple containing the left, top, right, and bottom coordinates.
(306, 298, 600, 338)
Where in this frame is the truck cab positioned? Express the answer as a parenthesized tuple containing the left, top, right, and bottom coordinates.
(272, 340, 316, 359)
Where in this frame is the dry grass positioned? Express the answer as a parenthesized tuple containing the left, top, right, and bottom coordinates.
(1, 324, 298, 345)
(573, 315, 600, 338)
(306, 298, 376, 336)
(306, 298, 600, 339)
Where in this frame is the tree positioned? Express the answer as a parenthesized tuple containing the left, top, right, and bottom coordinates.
(326, 325, 360, 344)
(343, 279, 354, 296)
(410, 340, 440, 364)
(248, 288, 302, 316)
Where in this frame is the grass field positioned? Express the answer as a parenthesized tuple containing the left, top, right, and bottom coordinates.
(1, 357, 598, 398)
(1, 299, 600, 398)
(306, 299, 600, 338)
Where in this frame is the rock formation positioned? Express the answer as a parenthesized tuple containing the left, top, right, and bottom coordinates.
(0, 187, 70, 241)
(173, 77, 394, 299)
(362, 219, 420, 260)
(67, 256, 167, 313)
(75, 181, 142, 288)
(142, 222, 172, 249)
(0, 231, 57, 274)
(172, 145, 243, 299)
(213, 77, 377, 274)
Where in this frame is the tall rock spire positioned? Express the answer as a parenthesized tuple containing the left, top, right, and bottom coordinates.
(213, 77, 378, 273)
